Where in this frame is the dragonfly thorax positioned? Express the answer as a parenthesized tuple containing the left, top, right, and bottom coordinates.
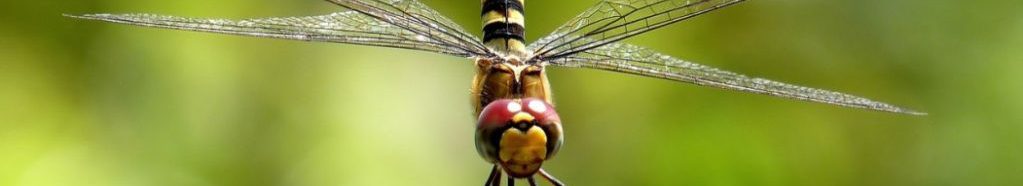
(471, 57, 553, 116)
(486, 48, 534, 63)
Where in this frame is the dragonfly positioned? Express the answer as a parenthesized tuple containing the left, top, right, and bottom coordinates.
(67, 0, 925, 185)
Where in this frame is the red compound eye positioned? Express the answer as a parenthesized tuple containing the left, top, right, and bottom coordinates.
(475, 99, 564, 165)
(477, 99, 520, 128)
(520, 98, 560, 125)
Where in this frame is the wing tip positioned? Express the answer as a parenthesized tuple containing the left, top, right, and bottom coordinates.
(62, 13, 85, 19)
(875, 105, 927, 116)
(63, 13, 112, 20)
(898, 109, 928, 116)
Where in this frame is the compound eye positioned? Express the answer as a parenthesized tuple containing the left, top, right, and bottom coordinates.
(475, 99, 524, 163)
(519, 98, 563, 159)
(521, 98, 560, 124)
(477, 99, 521, 127)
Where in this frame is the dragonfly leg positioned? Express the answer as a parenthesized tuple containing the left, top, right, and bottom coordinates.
(527, 177, 537, 186)
(539, 169, 564, 186)
(507, 176, 515, 186)
(485, 165, 501, 186)
(492, 172, 503, 186)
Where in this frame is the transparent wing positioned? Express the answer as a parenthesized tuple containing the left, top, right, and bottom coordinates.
(324, 0, 490, 56)
(548, 41, 925, 115)
(529, 0, 745, 61)
(67, 0, 490, 58)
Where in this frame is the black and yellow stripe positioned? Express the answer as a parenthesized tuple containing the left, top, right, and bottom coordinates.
(481, 0, 527, 57)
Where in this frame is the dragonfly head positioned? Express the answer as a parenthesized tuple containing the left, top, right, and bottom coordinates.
(475, 98, 563, 177)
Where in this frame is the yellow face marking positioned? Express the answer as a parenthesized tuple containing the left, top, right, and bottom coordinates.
(511, 112, 535, 123)
(499, 126, 548, 164)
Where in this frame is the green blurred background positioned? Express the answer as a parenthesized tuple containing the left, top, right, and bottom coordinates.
(2, 0, 1021, 185)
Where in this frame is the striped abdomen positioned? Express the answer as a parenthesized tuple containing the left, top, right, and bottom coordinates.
(482, 0, 526, 57)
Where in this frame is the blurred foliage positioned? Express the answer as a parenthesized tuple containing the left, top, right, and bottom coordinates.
(2, 0, 1021, 185)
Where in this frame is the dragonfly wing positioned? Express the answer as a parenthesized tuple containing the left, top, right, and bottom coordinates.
(324, 0, 491, 56)
(547, 41, 925, 115)
(67, 0, 490, 58)
(529, 0, 745, 60)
